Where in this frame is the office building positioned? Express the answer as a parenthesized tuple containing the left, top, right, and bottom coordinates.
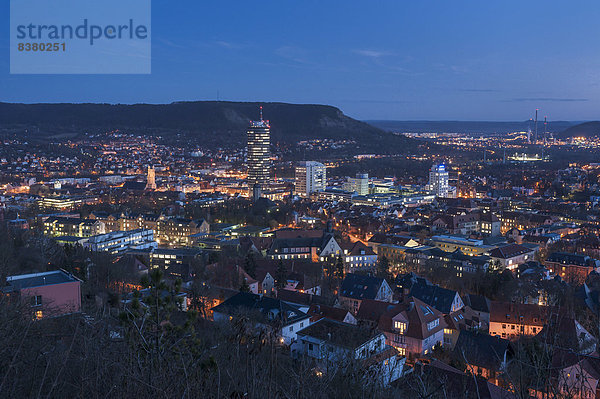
(84, 229, 157, 254)
(247, 107, 271, 193)
(37, 195, 99, 211)
(427, 164, 450, 197)
(295, 161, 326, 197)
(343, 173, 369, 195)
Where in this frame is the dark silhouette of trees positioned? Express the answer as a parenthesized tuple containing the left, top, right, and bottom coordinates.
(275, 260, 288, 290)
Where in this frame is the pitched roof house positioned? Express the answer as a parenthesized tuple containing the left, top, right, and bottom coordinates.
(410, 282, 464, 314)
(547, 350, 600, 399)
(267, 228, 341, 262)
(295, 318, 405, 386)
(339, 273, 393, 314)
(489, 302, 553, 340)
(408, 359, 516, 399)
(307, 304, 357, 325)
(212, 292, 311, 345)
(375, 296, 446, 359)
(489, 243, 537, 271)
(341, 241, 378, 273)
(545, 252, 600, 285)
(453, 330, 512, 385)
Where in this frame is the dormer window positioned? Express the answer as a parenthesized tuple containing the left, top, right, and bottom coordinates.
(394, 321, 406, 334)
(427, 319, 439, 331)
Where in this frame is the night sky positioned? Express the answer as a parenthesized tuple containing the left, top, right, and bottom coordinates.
(1, 0, 599, 121)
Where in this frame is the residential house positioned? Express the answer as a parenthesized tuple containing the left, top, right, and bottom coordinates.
(545, 252, 600, 285)
(157, 217, 209, 247)
(499, 212, 554, 235)
(479, 211, 502, 237)
(285, 270, 321, 295)
(295, 318, 405, 386)
(206, 263, 259, 294)
(376, 296, 446, 359)
(267, 228, 341, 262)
(277, 289, 335, 314)
(410, 282, 464, 314)
(489, 244, 537, 271)
(43, 216, 105, 238)
(212, 292, 311, 345)
(307, 304, 357, 325)
(255, 267, 276, 296)
(453, 330, 512, 385)
(408, 359, 517, 398)
(489, 302, 552, 339)
(536, 313, 597, 354)
(548, 350, 600, 399)
(443, 306, 483, 349)
(463, 294, 492, 327)
(431, 211, 479, 235)
(341, 241, 378, 273)
(2, 269, 82, 319)
(339, 273, 394, 314)
(148, 248, 205, 276)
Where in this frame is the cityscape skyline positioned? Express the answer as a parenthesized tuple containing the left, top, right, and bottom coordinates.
(3, 2, 600, 397)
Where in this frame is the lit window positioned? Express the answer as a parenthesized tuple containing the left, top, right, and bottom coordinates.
(394, 321, 406, 333)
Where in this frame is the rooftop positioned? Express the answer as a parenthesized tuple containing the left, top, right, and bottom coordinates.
(4, 269, 80, 291)
(296, 318, 380, 349)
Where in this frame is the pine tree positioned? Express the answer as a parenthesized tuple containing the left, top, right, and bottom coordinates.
(119, 269, 198, 388)
(239, 278, 251, 292)
(275, 260, 288, 290)
(244, 251, 257, 279)
(335, 254, 345, 278)
(377, 255, 390, 279)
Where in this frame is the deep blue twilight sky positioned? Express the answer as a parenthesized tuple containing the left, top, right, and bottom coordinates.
(1, 1, 599, 121)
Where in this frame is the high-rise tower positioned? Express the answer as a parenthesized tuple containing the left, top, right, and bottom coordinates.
(427, 164, 449, 197)
(295, 161, 326, 197)
(247, 106, 271, 194)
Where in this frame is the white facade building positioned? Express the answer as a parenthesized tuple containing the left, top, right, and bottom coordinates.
(427, 164, 450, 198)
(294, 161, 326, 197)
(84, 229, 157, 254)
(343, 173, 369, 196)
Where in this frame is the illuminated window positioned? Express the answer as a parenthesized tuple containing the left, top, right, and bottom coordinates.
(394, 321, 406, 333)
